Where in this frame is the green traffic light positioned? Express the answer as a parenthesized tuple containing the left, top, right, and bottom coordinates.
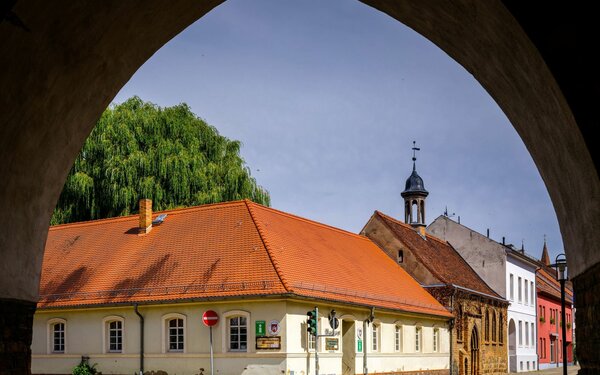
(307, 310, 317, 334)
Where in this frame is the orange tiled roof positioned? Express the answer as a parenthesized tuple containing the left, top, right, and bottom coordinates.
(39, 201, 451, 318)
(371, 211, 503, 300)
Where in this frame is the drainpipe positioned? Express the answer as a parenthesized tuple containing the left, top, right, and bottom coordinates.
(134, 304, 144, 375)
(449, 288, 457, 375)
(363, 319, 368, 375)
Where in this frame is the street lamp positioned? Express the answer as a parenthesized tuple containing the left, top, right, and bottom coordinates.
(550, 253, 568, 375)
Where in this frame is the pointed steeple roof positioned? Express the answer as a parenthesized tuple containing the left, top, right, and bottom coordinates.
(541, 236, 551, 266)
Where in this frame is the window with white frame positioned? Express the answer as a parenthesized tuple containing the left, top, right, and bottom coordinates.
(518, 320, 523, 346)
(162, 313, 186, 353)
(103, 316, 124, 353)
(371, 323, 380, 351)
(48, 319, 66, 353)
(525, 322, 529, 346)
(525, 280, 529, 305)
(415, 326, 422, 352)
(518, 277, 522, 303)
(229, 315, 248, 351)
(510, 274, 514, 300)
(395, 325, 402, 352)
(168, 318, 185, 351)
(308, 332, 316, 351)
(531, 281, 534, 305)
(433, 328, 440, 352)
(531, 323, 535, 348)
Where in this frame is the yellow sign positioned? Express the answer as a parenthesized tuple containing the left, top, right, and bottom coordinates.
(325, 338, 339, 351)
(256, 336, 281, 350)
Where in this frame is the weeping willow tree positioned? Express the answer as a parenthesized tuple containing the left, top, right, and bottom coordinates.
(51, 96, 270, 225)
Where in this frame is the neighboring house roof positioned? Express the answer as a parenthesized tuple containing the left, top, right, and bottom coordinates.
(536, 266, 574, 304)
(39, 200, 451, 318)
(368, 211, 503, 300)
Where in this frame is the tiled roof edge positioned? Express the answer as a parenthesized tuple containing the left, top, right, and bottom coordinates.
(244, 200, 292, 292)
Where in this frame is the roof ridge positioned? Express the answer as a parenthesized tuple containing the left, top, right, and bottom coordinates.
(244, 200, 292, 292)
(48, 200, 248, 231)
(374, 211, 447, 245)
(249, 201, 373, 242)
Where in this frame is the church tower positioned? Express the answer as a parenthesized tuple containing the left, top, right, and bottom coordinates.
(401, 141, 429, 235)
(541, 236, 551, 266)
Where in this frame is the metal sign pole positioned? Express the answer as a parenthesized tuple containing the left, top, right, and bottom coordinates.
(315, 306, 319, 375)
(210, 326, 214, 375)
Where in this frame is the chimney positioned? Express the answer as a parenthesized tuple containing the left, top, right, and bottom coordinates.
(417, 226, 426, 237)
(139, 199, 152, 234)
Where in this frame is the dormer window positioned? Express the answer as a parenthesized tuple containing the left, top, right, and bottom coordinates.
(397, 250, 404, 263)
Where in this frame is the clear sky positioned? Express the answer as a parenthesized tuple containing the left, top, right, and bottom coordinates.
(113, 0, 564, 262)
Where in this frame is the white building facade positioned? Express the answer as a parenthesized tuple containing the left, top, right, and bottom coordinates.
(428, 215, 539, 372)
(32, 299, 450, 375)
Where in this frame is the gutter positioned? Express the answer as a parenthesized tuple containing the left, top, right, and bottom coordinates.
(134, 304, 144, 375)
(424, 283, 508, 304)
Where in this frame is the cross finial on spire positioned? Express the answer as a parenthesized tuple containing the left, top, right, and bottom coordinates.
(412, 141, 420, 170)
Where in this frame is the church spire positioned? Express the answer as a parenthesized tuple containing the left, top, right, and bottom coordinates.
(401, 141, 428, 236)
(541, 235, 551, 266)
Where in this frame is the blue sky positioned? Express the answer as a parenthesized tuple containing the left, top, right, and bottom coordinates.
(113, 0, 564, 261)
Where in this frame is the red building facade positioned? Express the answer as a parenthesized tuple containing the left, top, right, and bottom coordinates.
(536, 265, 574, 369)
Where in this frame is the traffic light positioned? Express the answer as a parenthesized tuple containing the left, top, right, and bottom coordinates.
(307, 309, 317, 335)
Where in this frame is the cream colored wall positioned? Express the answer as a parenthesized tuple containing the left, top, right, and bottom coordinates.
(33, 299, 449, 375)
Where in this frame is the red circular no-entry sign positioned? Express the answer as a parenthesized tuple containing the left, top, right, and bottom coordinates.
(202, 310, 219, 327)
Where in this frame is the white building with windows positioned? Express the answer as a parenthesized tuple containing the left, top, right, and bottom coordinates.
(428, 215, 539, 372)
(32, 200, 452, 375)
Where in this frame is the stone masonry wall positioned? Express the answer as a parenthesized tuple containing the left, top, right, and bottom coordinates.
(572, 261, 600, 375)
(0, 298, 36, 375)
(428, 287, 508, 375)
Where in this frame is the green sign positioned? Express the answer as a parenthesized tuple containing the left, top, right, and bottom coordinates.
(357, 339, 362, 352)
(256, 320, 266, 336)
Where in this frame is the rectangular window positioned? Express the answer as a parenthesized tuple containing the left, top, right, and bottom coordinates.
(527, 361, 530, 370)
(229, 316, 247, 351)
(415, 327, 422, 352)
(372, 324, 379, 351)
(433, 328, 439, 352)
(531, 324, 535, 348)
(52, 323, 65, 353)
(550, 339, 555, 362)
(510, 274, 514, 300)
(518, 321, 523, 345)
(108, 320, 123, 352)
(525, 322, 529, 346)
(395, 326, 401, 352)
(168, 318, 184, 352)
(525, 281, 529, 304)
(540, 338, 544, 358)
(531, 281, 534, 305)
(520, 362, 523, 371)
(518, 277, 522, 302)
(308, 332, 316, 351)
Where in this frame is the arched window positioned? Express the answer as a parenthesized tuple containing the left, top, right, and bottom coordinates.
(395, 325, 403, 352)
(161, 313, 186, 353)
(499, 312, 504, 344)
(492, 311, 497, 342)
(103, 316, 125, 353)
(456, 305, 463, 341)
(485, 310, 490, 342)
(433, 328, 440, 352)
(47, 318, 66, 354)
(415, 326, 422, 352)
(222, 310, 250, 352)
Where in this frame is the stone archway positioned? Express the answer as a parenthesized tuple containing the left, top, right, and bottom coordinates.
(1, 1, 598, 373)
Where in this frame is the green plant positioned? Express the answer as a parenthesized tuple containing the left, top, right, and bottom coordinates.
(550, 317, 555, 324)
(539, 316, 545, 323)
(72, 357, 99, 375)
(567, 322, 572, 329)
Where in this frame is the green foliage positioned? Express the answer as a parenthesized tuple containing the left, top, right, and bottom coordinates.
(52, 97, 270, 225)
(72, 359, 98, 375)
